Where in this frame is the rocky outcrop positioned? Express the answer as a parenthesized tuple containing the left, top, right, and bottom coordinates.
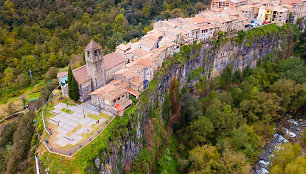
(89, 26, 297, 174)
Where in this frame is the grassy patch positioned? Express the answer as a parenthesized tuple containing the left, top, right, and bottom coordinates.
(61, 101, 74, 106)
(99, 112, 111, 119)
(0, 80, 45, 104)
(27, 92, 41, 101)
(45, 105, 56, 119)
(124, 105, 136, 116)
(61, 108, 74, 114)
(86, 113, 100, 120)
(147, 78, 158, 91)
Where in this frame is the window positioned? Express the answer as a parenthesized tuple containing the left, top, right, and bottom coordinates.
(117, 97, 120, 101)
(113, 99, 116, 103)
(87, 51, 90, 57)
(122, 95, 124, 98)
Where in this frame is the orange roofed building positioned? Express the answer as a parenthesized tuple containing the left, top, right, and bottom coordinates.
(89, 79, 139, 116)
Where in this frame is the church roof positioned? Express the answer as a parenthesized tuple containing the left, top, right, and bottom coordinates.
(138, 59, 153, 68)
(130, 76, 143, 87)
(89, 79, 130, 101)
(104, 52, 125, 71)
(85, 40, 99, 50)
(56, 65, 91, 84)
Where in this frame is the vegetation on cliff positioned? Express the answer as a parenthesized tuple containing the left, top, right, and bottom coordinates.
(150, 53, 305, 173)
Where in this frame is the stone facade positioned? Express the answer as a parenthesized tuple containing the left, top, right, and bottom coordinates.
(85, 41, 106, 91)
(79, 80, 92, 101)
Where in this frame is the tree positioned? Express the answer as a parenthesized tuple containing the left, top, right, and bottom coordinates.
(46, 67, 58, 80)
(5, 102, 16, 115)
(107, 32, 123, 49)
(114, 14, 125, 33)
(68, 66, 79, 101)
(270, 79, 305, 112)
(188, 145, 221, 174)
(14, 73, 31, 89)
(194, 2, 205, 12)
(270, 143, 303, 174)
(233, 70, 242, 84)
(220, 66, 233, 89)
(230, 124, 260, 160)
(179, 93, 202, 129)
(5, 111, 36, 173)
(284, 157, 306, 174)
(221, 149, 251, 174)
(184, 116, 214, 148)
(2, 67, 14, 87)
(277, 57, 306, 84)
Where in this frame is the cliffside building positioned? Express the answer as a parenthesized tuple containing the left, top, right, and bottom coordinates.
(57, 40, 125, 101)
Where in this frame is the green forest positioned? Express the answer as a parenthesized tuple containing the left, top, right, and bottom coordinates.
(149, 55, 306, 173)
(0, 0, 210, 99)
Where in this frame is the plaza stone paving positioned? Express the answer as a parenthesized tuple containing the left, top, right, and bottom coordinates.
(48, 103, 106, 147)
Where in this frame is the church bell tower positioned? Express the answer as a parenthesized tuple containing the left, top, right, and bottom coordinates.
(84, 40, 106, 90)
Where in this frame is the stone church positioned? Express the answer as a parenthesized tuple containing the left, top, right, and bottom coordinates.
(57, 40, 126, 101)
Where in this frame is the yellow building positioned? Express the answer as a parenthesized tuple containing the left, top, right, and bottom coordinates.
(257, 6, 289, 25)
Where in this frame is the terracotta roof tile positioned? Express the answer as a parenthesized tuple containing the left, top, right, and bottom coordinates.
(128, 48, 149, 58)
(126, 87, 141, 97)
(90, 80, 130, 101)
(116, 44, 130, 52)
(130, 77, 143, 87)
(192, 16, 210, 24)
(139, 59, 153, 68)
(57, 65, 91, 84)
(114, 104, 125, 111)
(114, 68, 137, 80)
(104, 52, 125, 71)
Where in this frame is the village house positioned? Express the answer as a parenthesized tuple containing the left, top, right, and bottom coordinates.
(257, 5, 289, 25)
(282, 0, 305, 23)
(114, 58, 154, 92)
(115, 43, 131, 57)
(89, 79, 140, 116)
(237, 5, 257, 21)
(198, 24, 218, 41)
(211, 0, 249, 10)
(125, 48, 149, 63)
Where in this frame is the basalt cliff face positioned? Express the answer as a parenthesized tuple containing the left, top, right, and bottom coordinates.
(89, 25, 298, 174)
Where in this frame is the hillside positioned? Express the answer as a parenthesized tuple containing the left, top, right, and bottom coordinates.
(0, 0, 210, 100)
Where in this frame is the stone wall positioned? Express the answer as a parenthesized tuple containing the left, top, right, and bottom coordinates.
(79, 80, 92, 101)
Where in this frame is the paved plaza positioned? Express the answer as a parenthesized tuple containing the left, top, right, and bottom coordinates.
(47, 103, 107, 147)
